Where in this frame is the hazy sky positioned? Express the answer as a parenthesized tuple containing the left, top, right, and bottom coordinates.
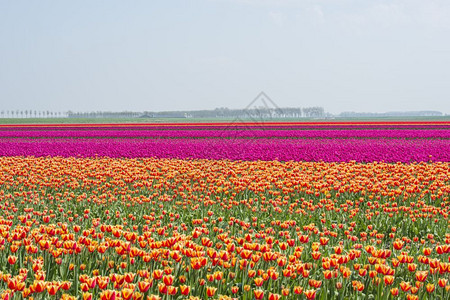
(1, 0, 449, 114)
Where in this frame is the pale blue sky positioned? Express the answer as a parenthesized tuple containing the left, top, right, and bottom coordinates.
(1, 0, 449, 114)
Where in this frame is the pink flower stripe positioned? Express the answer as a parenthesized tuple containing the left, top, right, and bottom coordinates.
(0, 137, 448, 162)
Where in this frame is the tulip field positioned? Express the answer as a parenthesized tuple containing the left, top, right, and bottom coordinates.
(0, 121, 449, 300)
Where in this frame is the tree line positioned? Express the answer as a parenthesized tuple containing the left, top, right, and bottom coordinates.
(66, 107, 327, 119)
(0, 107, 328, 119)
(0, 110, 66, 118)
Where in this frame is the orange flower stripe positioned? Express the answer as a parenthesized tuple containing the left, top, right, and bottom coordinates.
(0, 156, 448, 299)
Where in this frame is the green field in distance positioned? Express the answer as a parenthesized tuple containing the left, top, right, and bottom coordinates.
(0, 116, 449, 125)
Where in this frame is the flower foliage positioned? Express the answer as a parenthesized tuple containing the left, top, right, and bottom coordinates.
(0, 121, 449, 299)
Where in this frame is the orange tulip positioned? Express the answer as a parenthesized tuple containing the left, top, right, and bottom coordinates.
(22, 288, 31, 298)
(47, 284, 59, 296)
(137, 281, 151, 293)
(320, 237, 329, 245)
(426, 283, 435, 293)
(162, 275, 174, 286)
(158, 283, 167, 295)
(167, 286, 177, 296)
(311, 251, 321, 260)
(254, 277, 264, 287)
(60, 281, 72, 291)
(304, 289, 317, 299)
(342, 267, 351, 278)
(407, 263, 417, 272)
(384, 275, 394, 286)
(125, 273, 135, 283)
(247, 270, 256, 278)
(438, 278, 448, 288)
(206, 286, 217, 297)
(400, 281, 412, 292)
(323, 270, 333, 279)
(32, 280, 46, 293)
(393, 240, 403, 250)
(99, 290, 116, 300)
(7, 256, 17, 265)
(423, 248, 432, 256)
(179, 285, 190, 296)
(152, 270, 163, 280)
(254, 289, 264, 300)
(82, 293, 93, 300)
(121, 288, 134, 300)
(294, 286, 303, 294)
(268, 293, 281, 300)
(415, 271, 428, 282)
